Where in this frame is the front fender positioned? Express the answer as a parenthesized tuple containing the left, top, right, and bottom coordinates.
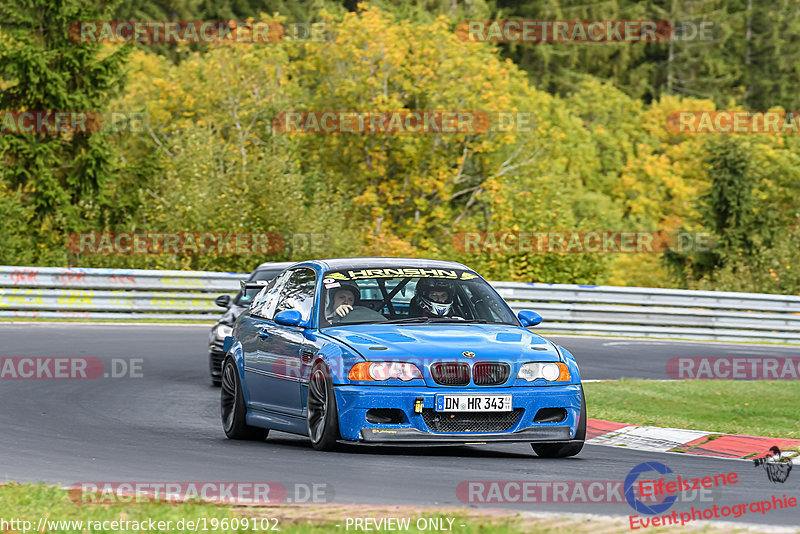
(558, 345, 582, 384)
(227, 340, 245, 369)
(225, 340, 255, 402)
(312, 341, 365, 384)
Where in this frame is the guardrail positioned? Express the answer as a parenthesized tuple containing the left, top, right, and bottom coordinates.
(2, 265, 799, 344)
(0, 266, 244, 320)
(494, 283, 800, 344)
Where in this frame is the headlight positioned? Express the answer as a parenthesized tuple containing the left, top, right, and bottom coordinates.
(517, 362, 570, 382)
(215, 325, 233, 339)
(348, 362, 423, 381)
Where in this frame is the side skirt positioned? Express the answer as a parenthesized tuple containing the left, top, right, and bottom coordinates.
(246, 409, 309, 436)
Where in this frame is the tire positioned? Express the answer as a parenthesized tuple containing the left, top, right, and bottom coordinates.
(220, 358, 268, 441)
(307, 361, 340, 451)
(531, 386, 586, 458)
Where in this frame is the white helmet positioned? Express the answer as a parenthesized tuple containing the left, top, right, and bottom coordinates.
(415, 279, 454, 316)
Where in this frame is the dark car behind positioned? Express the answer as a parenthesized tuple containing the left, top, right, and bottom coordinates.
(208, 261, 295, 385)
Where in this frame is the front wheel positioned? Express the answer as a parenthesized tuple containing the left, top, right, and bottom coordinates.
(531, 386, 586, 458)
(307, 362, 340, 451)
(220, 358, 268, 441)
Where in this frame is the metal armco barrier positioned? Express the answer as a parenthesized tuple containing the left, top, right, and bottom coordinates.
(494, 283, 800, 344)
(2, 265, 799, 344)
(0, 266, 244, 320)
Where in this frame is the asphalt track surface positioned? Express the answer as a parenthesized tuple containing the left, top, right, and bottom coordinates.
(1, 323, 798, 527)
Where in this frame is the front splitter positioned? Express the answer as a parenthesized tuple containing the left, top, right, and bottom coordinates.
(357, 425, 573, 444)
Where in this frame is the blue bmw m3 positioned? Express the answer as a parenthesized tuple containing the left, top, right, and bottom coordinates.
(220, 258, 586, 457)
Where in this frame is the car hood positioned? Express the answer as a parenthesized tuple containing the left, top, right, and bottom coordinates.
(323, 323, 560, 364)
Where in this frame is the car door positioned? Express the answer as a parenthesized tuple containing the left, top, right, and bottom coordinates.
(265, 268, 317, 414)
(242, 270, 291, 409)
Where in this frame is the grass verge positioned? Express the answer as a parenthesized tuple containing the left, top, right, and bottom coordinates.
(583, 379, 800, 439)
(0, 483, 749, 534)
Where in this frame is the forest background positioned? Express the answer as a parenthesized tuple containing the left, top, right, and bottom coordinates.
(2, 0, 800, 293)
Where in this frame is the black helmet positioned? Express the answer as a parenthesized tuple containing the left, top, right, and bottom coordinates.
(414, 278, 454, 316)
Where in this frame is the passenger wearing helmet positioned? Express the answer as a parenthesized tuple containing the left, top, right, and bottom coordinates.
(408, 278, 456, 318)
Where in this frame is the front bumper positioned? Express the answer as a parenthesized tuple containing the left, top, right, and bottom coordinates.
(334, 383, 582, 442)
(209, 340, 225, 378)
(359, 426, 573, 444)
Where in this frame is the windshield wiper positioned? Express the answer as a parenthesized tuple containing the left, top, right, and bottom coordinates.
(382, 317, 433, 324)
(325, 319, 389, 326)
(382, 317, 489, 324)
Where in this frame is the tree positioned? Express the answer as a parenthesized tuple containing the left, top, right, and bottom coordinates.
(0, 0, 129, 264)
(737, 0, 800, 110)
(669, 132, 800, 292)
(701, 137, 755, 255)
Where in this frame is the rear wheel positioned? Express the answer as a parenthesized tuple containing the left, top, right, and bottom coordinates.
(531, 386, 586, 458)
(307, 362, 340, 451)
(220, 358, 268, 440)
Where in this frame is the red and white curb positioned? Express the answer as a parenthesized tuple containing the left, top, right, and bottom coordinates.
(586, 418, 800, 461)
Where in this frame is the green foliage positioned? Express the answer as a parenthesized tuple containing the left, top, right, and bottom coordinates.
(701, 137, 756, 254)
(492, 0, 800, 112)
(0, 0, 129, 264)
(696, 228, 800, 294)
(2, 1, 800, 295)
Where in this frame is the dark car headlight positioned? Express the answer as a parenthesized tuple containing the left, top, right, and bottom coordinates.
(215, 325, 233, 339)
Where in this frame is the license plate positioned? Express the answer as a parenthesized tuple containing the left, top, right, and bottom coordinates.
(435, 394, 512, 412)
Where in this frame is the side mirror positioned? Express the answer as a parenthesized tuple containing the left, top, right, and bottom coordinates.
(274, 309, 303, 327)
(518, 310, 542, 327)
(215, 295, 231, 308)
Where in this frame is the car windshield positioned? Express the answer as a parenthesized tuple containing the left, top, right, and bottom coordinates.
(319, 267, 518, 327)
(234, 268, 284, 306)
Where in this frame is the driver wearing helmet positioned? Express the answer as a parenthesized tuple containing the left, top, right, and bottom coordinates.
(409, 278, 456, 318)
